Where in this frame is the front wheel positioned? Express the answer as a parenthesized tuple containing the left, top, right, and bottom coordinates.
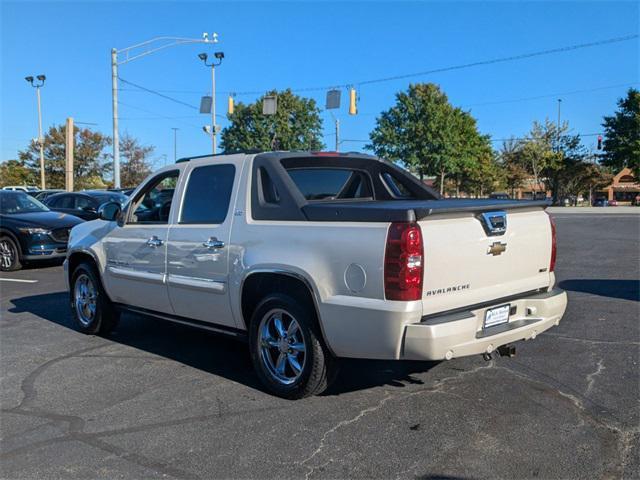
(249, 294, 336, 399)
(70, 262, 119, 335)
(0, 236, 22, 271)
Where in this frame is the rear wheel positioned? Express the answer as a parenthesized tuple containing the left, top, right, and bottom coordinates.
(0, 236, 21, 272)
(70, 262, 119, 335)
(249, 294, 336, 399)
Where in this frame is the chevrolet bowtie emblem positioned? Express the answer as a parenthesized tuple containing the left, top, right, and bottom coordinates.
(487, 242, 507, 256)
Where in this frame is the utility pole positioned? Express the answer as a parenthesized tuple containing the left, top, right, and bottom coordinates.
(198, 51, 224, 154)
(111, 34, 218, 187)
(25, 75, 46, 189)
(111, 49, 120, 188)
(171, 128, 179, 162)
(65, 117, 74, 192)
(335, 118, 340, 151)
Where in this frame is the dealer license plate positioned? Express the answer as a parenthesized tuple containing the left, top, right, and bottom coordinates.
(484, 304, 510, 329)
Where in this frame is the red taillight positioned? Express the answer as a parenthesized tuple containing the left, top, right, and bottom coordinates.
(384, 222, 424, 301)
(548, 213, 557, 272)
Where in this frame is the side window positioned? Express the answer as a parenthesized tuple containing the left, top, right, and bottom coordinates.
(180, 164, 235, 224)
(128, 171, 180, 224)
(75, 196, 93, 210)
(54, 196, 74, 209)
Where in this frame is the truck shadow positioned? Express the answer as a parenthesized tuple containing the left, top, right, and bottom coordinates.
(558, 279, 640, 302)
(8, 292, 438, 397)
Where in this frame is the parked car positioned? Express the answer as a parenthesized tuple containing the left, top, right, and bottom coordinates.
(65, 151, 567, 399)
(2, 186, 40, 195)
(489, 192, 510, 200)
(33, 189, 64, 202)
(0, 190, 83, 271)
(45, 191, 128, 221)
(593, 198, 609, 207)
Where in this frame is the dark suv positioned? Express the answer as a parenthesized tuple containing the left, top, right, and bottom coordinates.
(0, 191, 83, 271)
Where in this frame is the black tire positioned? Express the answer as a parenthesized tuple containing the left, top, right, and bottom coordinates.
(70, 261, 119, 335)
(249, 293, 336, 399)
(0, 235, 22, 272)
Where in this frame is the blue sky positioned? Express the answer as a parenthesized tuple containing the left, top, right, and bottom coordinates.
(1, 1, 638, 170)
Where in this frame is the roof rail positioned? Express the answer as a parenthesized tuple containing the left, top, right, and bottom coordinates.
(176, 149, 264, 163)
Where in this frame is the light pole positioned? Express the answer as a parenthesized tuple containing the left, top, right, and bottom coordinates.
(198, 51, 224, 154)
(25, 75, 46, 189)
(111, 33, 218, 187)
(171, 127, 179, 162)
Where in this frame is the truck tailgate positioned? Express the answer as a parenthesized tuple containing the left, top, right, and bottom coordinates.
(419, 208, 552, 316)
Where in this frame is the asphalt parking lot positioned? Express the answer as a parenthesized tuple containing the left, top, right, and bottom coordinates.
(1, 211, 639, 480)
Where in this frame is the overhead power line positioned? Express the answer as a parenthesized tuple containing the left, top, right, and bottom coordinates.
(117, 34, 638, 97)
(119, 77, 200, 110)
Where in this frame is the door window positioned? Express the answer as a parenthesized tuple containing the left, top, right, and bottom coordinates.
(53, 195, 74, 209)
(129, 171, 180, 224)
(180, 164, 235, 224)
(75, 196, 93, 210)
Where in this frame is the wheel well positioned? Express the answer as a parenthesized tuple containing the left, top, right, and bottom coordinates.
(241, 272, 319, 330)
(67, 252, 98, 282)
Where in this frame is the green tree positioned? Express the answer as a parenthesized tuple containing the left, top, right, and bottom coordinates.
(18, 124, 111, 190)
(220, 89, 323, 152)
(367, 83, 490, 194)
(0, 159, 37, 187)
(459, 150, 504, 197)
(601, 88, 640, 178)
(119, 133, 154, 188)
(499, 138, 529, 197)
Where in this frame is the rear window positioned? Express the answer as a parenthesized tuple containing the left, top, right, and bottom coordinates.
(180, 164, 235, 224)
(287, 168, 372, 201)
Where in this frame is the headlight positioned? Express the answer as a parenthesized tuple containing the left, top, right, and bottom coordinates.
(18, 227, 51, 235)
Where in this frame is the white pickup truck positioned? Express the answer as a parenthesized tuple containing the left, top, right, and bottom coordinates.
(65, 151, 567, 398)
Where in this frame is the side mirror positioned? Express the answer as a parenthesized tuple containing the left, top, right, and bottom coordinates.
(98, 202, 121, 221)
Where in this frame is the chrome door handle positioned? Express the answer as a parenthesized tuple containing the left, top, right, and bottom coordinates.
(146, 236, 163, 248)
(202, 237, 225, 249)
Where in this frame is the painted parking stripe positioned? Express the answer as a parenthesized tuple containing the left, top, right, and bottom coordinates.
(0, 278, 38, 283)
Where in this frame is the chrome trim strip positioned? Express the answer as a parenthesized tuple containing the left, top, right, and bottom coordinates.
(107, 266, 165, 284)
(166, 274, 226, 293)
(475, 318, 542, 339)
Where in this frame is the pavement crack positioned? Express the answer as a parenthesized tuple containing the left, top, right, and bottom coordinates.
(297, 361, 495, 479)
(585, 357, 605, 396)
(543, 332, 640, 346)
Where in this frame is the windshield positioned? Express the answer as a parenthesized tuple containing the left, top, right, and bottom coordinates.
(0, 191, 50, 214)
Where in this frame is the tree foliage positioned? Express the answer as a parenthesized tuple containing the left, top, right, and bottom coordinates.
(17, 124, 111, 190)
(0, 159, 38, 187)
(119, 133, 154, 187)
(367, 83, 491, 194)
(220, 89, 324, 152)
(601, 88, 640, 178)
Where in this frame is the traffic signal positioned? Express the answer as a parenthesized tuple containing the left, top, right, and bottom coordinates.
(349, 88, 357, 115)
(597, 135, 603, 150)
(228, 95, 234, 115)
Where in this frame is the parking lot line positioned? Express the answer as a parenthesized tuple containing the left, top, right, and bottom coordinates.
(0, 278, 38, 283)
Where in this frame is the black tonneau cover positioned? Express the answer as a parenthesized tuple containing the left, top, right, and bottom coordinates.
(302, 199, 549, 222)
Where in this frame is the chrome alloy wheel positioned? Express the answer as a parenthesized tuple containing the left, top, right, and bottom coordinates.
(0, 239, 15, 270)
(259, 309, 307, 385)
(74, 273, 97, 327)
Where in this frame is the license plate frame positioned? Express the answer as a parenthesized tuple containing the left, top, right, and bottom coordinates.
(483, 303, 511, 329)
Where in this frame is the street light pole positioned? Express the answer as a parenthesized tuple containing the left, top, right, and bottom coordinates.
(111, 34, 218, 187)
(25, 75, 46, 189)
(211, 63, 216, 154)
(198, 51, 224, 155)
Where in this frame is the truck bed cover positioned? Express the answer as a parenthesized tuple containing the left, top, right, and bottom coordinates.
(302, 199, 549, 222)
